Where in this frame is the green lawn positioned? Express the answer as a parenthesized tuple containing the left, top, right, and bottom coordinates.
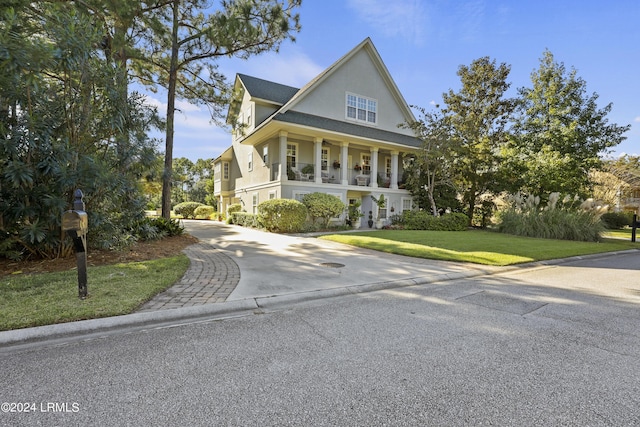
(319, 230, 638, 266)
(603, 228, 635, 240)
(0, 255, 189, 331)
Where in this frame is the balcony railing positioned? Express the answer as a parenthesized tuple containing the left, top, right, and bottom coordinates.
(271, 162, 394, 187)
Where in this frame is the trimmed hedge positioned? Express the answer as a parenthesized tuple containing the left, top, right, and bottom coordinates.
(395, 211, 469, 231)
(227, 203, 242, 215)
(301, 192, 345, 228)
(174, 202, 204, 219)
(258, 199, 308, 233)
(231, 212, 260, 228)
(194, 205, 215, 219)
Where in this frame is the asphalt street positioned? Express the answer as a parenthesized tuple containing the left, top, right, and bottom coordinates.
(1, 251, 639, 426)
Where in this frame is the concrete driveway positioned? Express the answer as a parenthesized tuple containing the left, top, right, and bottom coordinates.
(182, 220, 503, 301)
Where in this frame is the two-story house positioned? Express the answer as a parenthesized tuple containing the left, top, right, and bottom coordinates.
(213, 37, 421, 227)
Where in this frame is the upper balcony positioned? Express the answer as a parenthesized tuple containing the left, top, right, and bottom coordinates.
(270, 162, 397, 188)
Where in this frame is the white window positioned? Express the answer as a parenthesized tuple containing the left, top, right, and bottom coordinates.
(321, 148, 330, 171)
(252, 193, 259, 214)
(223, 162, 229, 180)
(248, 152, 253, 171)
(263, 146, 268, 164)
(346, 93, 377, 124)
(268, 191, 277, 200)
(401, 197, 412, 212)
(385, 156, 391, 179)
(361, 154, 371, 176)
(287, 143, 298, 168)
(246, 106, 252, 127)
(214, 163, 221, 180)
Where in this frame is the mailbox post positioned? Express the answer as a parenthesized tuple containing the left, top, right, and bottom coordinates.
(62, 189, 88, 299)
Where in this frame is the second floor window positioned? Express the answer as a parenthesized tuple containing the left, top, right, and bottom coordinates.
(223, 162, 229, 180)
(346, 93, 377, 124)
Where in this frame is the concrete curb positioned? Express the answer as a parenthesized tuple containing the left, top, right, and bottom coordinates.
(1, 249, 636, 349)
(0, 299, 259, 347)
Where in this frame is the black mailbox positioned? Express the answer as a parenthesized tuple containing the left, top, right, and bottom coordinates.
(63, 189, 88, 298)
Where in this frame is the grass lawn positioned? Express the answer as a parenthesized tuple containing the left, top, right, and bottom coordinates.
(319, 230, 638, 266)
(603, 228, 635, 240)
(0, 255, 189, 331)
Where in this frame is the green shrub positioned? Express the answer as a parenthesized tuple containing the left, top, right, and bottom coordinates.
(400, 211, 469, 231)
(496, 192, 606, 242)
(301, 193, 345, 228)
(258, 199, 308, 233)
(173, 202, 204, 219)
(194, 205, 215, 219)
(227, 203, 242, 215)
(127, 217, 184, 241)
(231, 212, 260, 228)
(601, 211, 634, 229)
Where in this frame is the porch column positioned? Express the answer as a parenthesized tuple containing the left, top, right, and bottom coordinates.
(279, 131, 288, 181)
(370, 147, 379, 188)
(314, 137, 323, 184)
(340, 142, 349, 185)
(390, 150, 399, 190)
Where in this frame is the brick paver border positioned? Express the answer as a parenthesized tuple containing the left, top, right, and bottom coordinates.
(137, 242, 240, 312)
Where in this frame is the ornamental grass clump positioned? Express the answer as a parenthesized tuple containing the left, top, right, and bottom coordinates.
(497, 192, 607, 242)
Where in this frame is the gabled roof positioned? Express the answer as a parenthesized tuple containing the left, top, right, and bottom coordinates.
(236, 74, 299, 105)
(228, 37, 419, 147)
(277, 37, 416, 124)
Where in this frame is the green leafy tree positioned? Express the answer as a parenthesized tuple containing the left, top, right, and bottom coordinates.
(0, 2, 159, 259)
(513, 50, 630, 196)
(403, 106, 459, 216)
(441, 57, 516, 224)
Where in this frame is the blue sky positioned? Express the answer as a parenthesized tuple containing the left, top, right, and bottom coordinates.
(147, 0, 640, 161)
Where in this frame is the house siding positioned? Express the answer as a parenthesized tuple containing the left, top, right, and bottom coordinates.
(292, 49, 414, 137)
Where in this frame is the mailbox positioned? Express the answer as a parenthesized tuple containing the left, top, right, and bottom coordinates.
(62, 211, 88, 235)
(63, 189, 88, 298)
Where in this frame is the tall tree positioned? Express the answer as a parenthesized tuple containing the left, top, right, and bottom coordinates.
(441, 57, 516, 224)
(138, 0, 301, 219)
(513, 50, 630, 196)
(0, 2, 160, 259)
(403, 106, 458, 216)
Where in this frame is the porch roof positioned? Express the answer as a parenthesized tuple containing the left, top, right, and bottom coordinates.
(273, 110, 422, 148)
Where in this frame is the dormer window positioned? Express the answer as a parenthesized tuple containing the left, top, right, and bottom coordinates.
(346, 93, 377, 124)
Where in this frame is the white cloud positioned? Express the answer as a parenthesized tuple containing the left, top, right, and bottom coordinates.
(221, 48, 324, 88)
(346, 0, 427, 45)
(634, 116, 640, 122)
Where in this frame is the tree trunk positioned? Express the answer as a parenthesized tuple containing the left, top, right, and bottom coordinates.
(161, 0, 180, 220)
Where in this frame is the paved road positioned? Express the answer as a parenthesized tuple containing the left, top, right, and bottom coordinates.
(1, 251, 639, 426)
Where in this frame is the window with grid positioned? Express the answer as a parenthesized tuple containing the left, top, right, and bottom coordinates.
(361, 154, 371, 176)
(287, 143, 298, 168)
(252, 193, 258, 214)
(346, 93, 377, 124)
(321, 148, 329, 171)
(223, 162, 229, 180)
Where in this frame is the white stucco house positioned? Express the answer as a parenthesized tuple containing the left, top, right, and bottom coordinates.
(213, 37, 421, 227)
